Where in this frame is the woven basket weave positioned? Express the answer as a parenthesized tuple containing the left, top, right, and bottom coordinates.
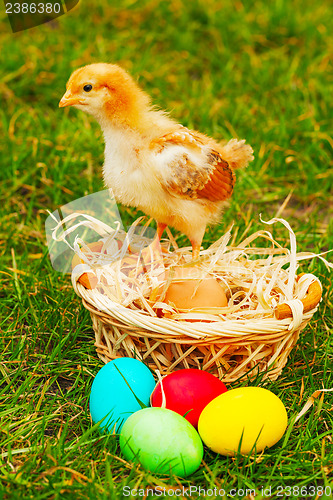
(70, 217, 323, 383)
(77, 291, 318, 382)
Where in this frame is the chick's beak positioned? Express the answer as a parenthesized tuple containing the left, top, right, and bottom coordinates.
(59, 91, 82, 108)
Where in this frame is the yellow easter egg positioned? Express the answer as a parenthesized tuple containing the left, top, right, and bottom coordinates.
(198, 387, 288, 456)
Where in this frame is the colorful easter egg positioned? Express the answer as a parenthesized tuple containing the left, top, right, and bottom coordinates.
(119, 407, 203, 477)
(151, 369, 227, 428)
(89, 357, 155, 433)
(198, 387, 288, 456)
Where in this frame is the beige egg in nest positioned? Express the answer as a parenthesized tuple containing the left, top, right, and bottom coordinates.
(151, 265, 228, 320)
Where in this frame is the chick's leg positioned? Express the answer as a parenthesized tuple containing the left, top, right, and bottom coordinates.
(139, 222, 167, 271)
(156, 222, 167, 242)
(189, 227, 205, 261)
(191, 243, 201, 261)
(146, 222, 167, 255)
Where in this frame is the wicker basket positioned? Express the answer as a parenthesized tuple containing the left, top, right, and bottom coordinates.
(77, 289, 319, 383)
(70, 218, 323, 383)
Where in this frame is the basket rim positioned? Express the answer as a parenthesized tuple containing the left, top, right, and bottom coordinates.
(77, 282, 318, 340)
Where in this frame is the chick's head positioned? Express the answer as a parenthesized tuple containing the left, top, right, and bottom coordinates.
(59, 63, 150, 127)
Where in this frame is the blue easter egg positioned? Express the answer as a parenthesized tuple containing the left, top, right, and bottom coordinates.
(89, 357, 155, 433)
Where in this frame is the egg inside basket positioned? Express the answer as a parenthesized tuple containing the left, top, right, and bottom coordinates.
(52, 214, 326, 383)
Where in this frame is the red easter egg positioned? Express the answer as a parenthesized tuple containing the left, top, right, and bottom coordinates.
(151, 369, 227, 428)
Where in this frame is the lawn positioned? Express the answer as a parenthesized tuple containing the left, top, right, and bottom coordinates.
(0, 0, 332, 498)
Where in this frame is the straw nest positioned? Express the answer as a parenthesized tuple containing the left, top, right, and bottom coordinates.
(52, 214, 329, 382)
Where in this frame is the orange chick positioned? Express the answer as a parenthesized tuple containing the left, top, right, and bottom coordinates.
(59, 63, 254, 260)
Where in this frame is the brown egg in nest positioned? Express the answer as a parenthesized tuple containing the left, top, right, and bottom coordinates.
(71, 241, 153, 289)
(151, 265, 228, 320)
(71, 241, 106, 289)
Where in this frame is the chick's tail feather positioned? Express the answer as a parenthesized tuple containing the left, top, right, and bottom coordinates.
(220, 138, 254, 170)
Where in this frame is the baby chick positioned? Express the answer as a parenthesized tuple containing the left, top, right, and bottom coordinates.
(59, 63, 254, 260)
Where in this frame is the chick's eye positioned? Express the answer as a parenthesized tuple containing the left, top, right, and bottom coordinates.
(83, 84, 93, 92)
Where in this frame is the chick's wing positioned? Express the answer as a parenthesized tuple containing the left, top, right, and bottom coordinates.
(150, 129, 235, 202)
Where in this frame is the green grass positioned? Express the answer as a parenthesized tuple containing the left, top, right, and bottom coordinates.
(1, 0, 333, 498)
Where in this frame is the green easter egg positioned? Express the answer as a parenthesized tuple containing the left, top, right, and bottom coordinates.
(119, 407, 203, 477)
